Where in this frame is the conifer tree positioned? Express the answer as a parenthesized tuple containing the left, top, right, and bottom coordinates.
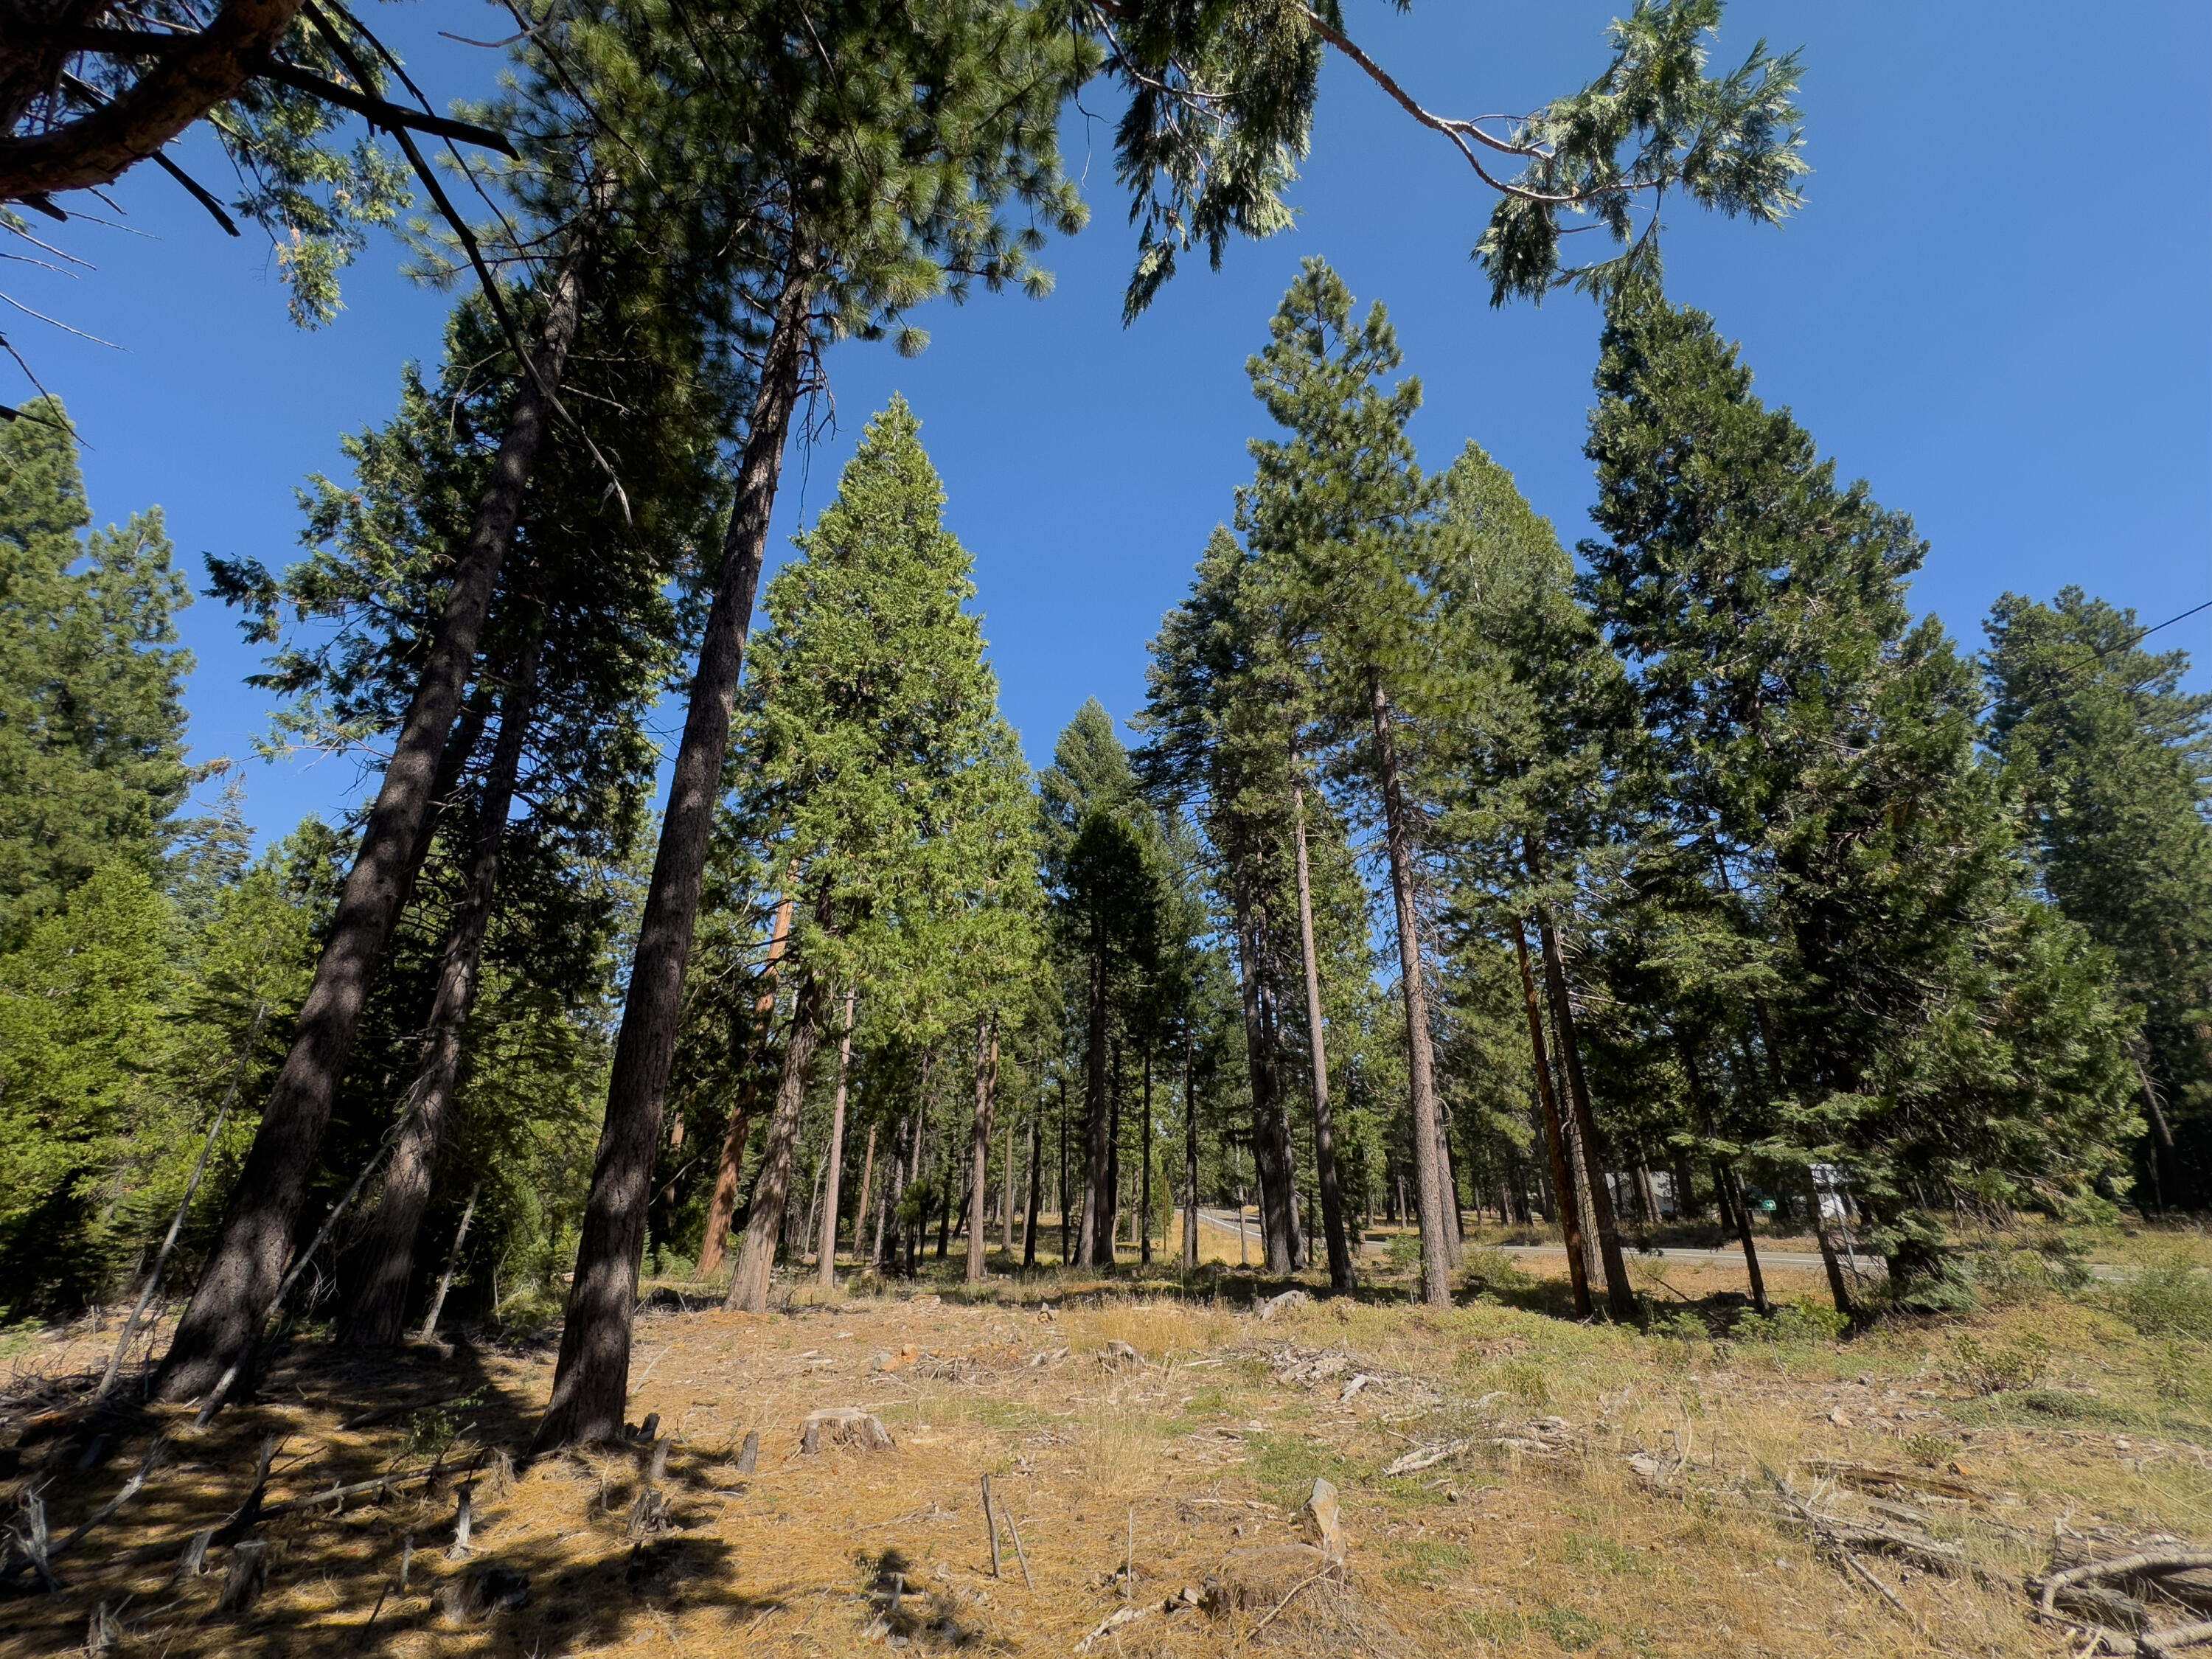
(1582, 287, 2139, 1308)
(706, 400, 1039, 1314)
(0, 399, 192, 945)
(1241, 259, 1458, 1303)
(1986, 591, 2212, 1207)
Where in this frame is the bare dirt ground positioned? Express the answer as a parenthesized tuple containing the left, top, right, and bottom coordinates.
(4, 1230, 2208, 1658)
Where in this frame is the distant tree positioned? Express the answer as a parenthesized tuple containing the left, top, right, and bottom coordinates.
(1985, 589, 2212, 1207)
(0, 398, 192, 945)
(712, 400, 1040, 1312)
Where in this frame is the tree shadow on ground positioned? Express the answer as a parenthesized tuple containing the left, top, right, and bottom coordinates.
(0, 1328, 772, 1658)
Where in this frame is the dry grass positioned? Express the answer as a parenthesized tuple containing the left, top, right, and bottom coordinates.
(2, 1241, 2206, 1658)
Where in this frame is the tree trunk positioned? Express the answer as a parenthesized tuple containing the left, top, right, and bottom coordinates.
(1079, 916, 1111, 1267)
(416, 1180, 479, 1340)
(153, 189, 609, 1405)
(1802, 1165, 1858, 1321)
(1366, 674, 1450, 1305)
(1514, 927, 1590, 1317)
(1725, 1163, 1770, 1314)
(1000, 1110, 1015, 1253)
(1181, 1025, 1199, 1273)
(815, 987, 858, 1287)
(1106, 1039, 1123, 1261)
(341, 627, 540, 1348)
(724, 972, 827, 1315)
(1528, 881, 1638, 1321)
(1138, 1047, 1153, 1267)
(532, 244, 816, 1451)
(966, 1018, 999, 1284)
(1057, 1077, 1071, 1266)
(698, 895, 795, 1277)
(1290, 767, 1354, 1290)
(1227, 838, 1298, 1273)
(852, 1123, 877, 1269)
(1023, 1099, 1042, 1270)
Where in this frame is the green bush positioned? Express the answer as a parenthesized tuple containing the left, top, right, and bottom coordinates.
(2112, 1254, 2212, 1341)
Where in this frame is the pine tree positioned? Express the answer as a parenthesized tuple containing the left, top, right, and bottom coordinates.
(1240, 259, 1458, 1304)
(0, 400, 192, 945)
(1985, 590, 2212, 1207)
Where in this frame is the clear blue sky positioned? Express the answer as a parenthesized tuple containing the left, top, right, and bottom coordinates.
(13, 1, 2209, 847)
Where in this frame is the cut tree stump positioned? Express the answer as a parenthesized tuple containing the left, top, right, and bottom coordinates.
(798, 1409, 894, 1455)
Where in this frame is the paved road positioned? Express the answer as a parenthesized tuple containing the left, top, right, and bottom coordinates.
(1194, 1211, 2137, 1283)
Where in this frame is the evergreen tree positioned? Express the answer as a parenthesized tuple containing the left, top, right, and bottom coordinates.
(1039, 700, 1164, 1268)
(0, 399, 192, 944)
(1986, 590, 2212, 1206)
(1240, 259, 1459, 1303)
(1582, 287, 2140, 1308)
(712, 400, 1041, 1312)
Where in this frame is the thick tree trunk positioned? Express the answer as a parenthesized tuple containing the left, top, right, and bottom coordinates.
(726, 973, 827, 1314)
(965, 1018, 998, 1283)
(154, 188, 608, 1405)
(1290, 768, 1354, 1290)
(1057, 1079, 1071, 1265)
(815, 987, 858, 1287)
(1514, 927, 1591, 1317)
(1529, 883, 1638, 1321)
(533, 248, 816, 1450)
(697, 896, 794, 1277)
(1366, 675, 1451, 1305)
(341, 628, 540, 1348)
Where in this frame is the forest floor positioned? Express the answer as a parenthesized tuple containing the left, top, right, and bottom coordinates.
(2, 1222, 2208, 1659)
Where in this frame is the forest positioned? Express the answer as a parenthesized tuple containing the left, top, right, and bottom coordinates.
(1, 2, 2208, 1656)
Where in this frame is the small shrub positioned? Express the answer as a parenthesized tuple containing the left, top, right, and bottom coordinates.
(1463, 1245, 1531, 1290)
(1735, 1295, 1849, 1346)
(2150, 1340, 2211, 1408)
(1901, 1431, 1960, 1468)
(1945, 1332, 2050, 1395)
(1385, 1232, 1422, 1271)
(1497, 1359, 1551, 1410)
(2112, 1255, 2212, 1341)
(403, 1391, 484, 1459)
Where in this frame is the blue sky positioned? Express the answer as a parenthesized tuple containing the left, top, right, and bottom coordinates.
(13, 1, 2209, 847)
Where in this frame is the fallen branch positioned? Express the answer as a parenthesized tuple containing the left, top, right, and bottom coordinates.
(2141, 1619, 2212, 1655)
(2042, 1556, 2212, 1622)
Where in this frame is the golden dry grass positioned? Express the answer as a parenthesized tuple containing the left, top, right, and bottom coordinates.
(2, 1242, 2206, 1658)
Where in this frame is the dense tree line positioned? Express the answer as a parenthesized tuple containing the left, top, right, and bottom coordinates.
(3, 0, 2199, 1459)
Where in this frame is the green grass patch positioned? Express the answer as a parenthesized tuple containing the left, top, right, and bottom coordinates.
(1554, 1531, 1650, 1576)
(1243, 1432, 1358, 1507)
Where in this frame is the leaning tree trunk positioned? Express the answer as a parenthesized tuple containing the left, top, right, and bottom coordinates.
(814, 987, 858, 1287)
(1290, 765, 1353, 1290)
(726, 973, 827, 1314)
(1514, 926, 1592, 1318)
(154, 183, 611, 1405)
(965, 1018, 999, 1284)
(1366, 674, 1452, 1305)
(532, 243, 817, 1451)
(341, 628, 541, 1348)
(1527, 872, 1638, 1322)
(698, 895, 794, 1277)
